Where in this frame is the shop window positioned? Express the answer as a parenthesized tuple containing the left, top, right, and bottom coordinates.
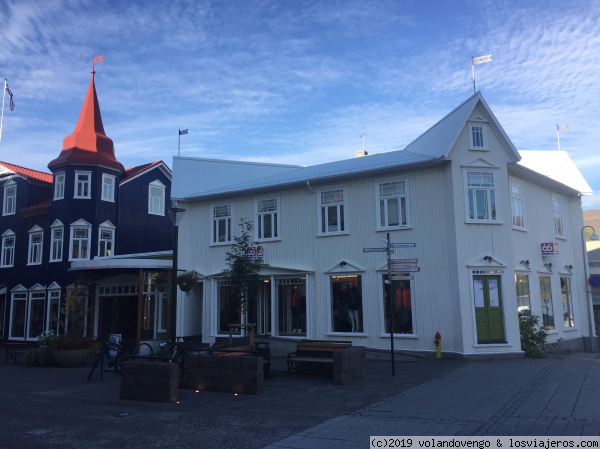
(47, 289, 62, 335)
(9, 292, 27, 339)
(561, 276, 574, 328)
(515, 274, 531, 318)
(382, 275, 413, 334)
(331, 275, 362, 332)
(277, 278, 306, 335)
(27, 291, 46, 340)
(217, 281, 239, 334)
(539, 276, 555, 330)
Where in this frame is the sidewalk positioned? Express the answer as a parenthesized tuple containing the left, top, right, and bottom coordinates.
(264, 352, 600, 448)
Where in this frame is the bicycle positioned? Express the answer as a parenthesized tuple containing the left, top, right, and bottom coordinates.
(87, 340, 125, 381)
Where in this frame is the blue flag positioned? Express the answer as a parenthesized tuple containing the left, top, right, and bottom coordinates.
(5, 83, 14, 111)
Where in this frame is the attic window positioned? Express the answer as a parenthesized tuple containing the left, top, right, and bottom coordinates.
(469, 124, 488, 150)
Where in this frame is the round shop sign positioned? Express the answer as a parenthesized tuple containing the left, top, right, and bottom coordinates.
(588, 274, 600, 288)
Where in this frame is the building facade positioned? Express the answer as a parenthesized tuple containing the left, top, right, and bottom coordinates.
(170, 92, 595, 357)
(0, 70, 173, 347)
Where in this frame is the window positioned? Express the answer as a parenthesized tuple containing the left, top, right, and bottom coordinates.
(3, 181, 16, 215)
(27, 290, 46, 340)
(148, 180, 166, 215)
(277, 278, 306, 335)
(1, 231, 15, 267)
(377, 180, 408, 228)
(217, 281, 238, 333)
(98, 222, 115, 257)
(69, 221, 91, 260)
(54, 172, 65, 200)
(331, 275, 362, 332)
(9, 291, 27, 339)
(561, 276, 574, 328)
(469, 123, 487, 149)
(212, 204, 232, 243)
(319, 188, 346, 234)
(74, 171, 91, 199)
(47, 288, 62, 335)
(539, 276, 555, 330)
(101, 174, 115, 202)
(382, 275, 413, 334)
(257, 198, 278, 240)
(553, 196, 563, 237)
(515, 274, 531, 318)
(27, 227, 43, 265)
(50, 221, 64, 262)
(510, 181, 525, 229)
(466, 171, 497, 221)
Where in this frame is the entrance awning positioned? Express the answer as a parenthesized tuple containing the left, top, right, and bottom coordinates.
(70, 258, 173, 271)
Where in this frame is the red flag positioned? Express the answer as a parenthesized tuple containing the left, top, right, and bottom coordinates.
(93, 55, 104, 64)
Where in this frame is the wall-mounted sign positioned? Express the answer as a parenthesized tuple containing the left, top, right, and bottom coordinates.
(541, 242, 559, 256)
(246, 246, 264, 260)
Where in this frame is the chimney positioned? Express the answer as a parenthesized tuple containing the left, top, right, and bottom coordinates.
(356, 150, 368, 157)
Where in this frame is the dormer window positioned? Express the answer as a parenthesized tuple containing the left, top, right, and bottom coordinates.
(101, 174, 116, 202)
(148, 180, 166, 216)
(74, 171, 92, 199)
(469, 122, 488, 150)
(3, 181, 16, 215)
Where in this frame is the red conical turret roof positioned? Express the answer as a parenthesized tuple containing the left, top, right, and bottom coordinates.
(48, 70, 125, 172)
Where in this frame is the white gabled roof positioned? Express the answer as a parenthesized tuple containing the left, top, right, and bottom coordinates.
(517, 150, 593, 195)
(405, 92, 520, 162)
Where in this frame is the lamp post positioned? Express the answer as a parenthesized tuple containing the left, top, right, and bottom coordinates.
(169, 207, 186, 345)
(581, 225, 599, 352)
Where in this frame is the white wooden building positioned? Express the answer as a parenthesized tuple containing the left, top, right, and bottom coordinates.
(171, 92, 596, 357)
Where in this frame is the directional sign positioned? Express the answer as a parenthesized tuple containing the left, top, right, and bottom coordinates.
(390, 258, 418, 264)
(382, 237, 389, 243)
(363, 247, 387, 253)
(391, 275, 414, 281)
(391, 243, 416, 248)
(391, 266, 420, 273)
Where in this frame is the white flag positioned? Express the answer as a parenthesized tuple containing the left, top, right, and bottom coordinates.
(557, 124, 571, 131)
(472, 54, 492, 65)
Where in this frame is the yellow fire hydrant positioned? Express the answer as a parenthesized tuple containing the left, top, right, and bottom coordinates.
(434, 332, 442, 359)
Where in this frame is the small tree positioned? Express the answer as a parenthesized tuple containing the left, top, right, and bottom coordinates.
(519, 315, 548, 358)
(50, 287, 93, 350)
(223, 219, 268, 316)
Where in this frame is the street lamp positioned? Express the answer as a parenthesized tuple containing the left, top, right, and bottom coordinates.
(169, 207, 186, 345)
(581, 225, 599, 352)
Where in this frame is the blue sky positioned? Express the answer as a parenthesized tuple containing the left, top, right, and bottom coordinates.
(1, 0, 600, 208)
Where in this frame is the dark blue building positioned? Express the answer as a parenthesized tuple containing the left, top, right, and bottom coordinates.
(0, 70, 173, 347)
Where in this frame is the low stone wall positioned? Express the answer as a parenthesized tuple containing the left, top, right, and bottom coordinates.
(182, 353, 264, 395)
(333, 346, 366, 385)
(120, 361, 179, 403)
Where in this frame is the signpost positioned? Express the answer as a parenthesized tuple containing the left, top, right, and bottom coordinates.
(363, 234, 418, 377)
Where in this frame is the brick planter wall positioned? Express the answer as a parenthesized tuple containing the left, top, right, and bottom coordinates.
(333, 346, 366, 385)
(120, 361, 179, 403)
(182, 353, 264, 395)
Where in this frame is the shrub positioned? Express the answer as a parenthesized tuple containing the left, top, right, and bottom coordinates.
(519, 315, 548, 358)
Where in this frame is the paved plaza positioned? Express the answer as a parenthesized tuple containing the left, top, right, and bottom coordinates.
(0, 351, 598, 448)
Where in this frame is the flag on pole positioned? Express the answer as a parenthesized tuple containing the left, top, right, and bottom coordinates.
(557, 124, 571, 131)
(5, 83, 14, 111)
(179, 129, 188, 135)
(93, 55, 104, 64)
(472, 54, 492, 65)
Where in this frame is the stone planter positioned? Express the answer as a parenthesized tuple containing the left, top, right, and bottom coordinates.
(52, 348, 95, 367)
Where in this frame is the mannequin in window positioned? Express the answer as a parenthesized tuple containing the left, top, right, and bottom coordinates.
(345, 281, 360, 332)
(291, 286, 303, 333)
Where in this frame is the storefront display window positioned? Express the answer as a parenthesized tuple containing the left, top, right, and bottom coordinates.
(218, 281, 240, 334)
(539, 276, 555, 330)
(382, 276, 412, 334)
(331, 275, 362, 332)
(561, 276, 574, 328)
(277, 278, 306, 335)
(515, 274, 531, 318)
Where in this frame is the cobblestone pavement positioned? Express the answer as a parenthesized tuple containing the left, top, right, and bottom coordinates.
(264, 352, 600, 449)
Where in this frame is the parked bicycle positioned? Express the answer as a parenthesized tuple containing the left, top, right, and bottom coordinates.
(87, 340, 125, 381)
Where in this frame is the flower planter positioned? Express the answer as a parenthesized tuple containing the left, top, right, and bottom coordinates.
(52, 348, 95, 367)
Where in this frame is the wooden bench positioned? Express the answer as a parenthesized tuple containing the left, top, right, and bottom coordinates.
(2, 342, 33, 365)
(287, 340, 351, 377)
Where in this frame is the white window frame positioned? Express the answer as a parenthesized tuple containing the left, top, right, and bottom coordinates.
(553, 195, 564, 237)
(69, 220, 92, 261)
(27, 226, 43, 265)
(256, 197, 279, 241)
(510, 180, 525, 229)
(1, 230, 15, 267)
(318, 188, 346, 235)
(3, 181, 16, 215)
(465, 170, 498, 222)
(212, 204, 232, 244)
(74, 171, 92, 199)
(54, 172, 65, 200)
(148, 180, 166, 216)
(47, 287, 62, 335)
(376, 179, 409, 229)
(9, 290, 27, 339)
(98, 221, 115, 257)
(469, 122, 488, 150)
(50, 220, 64, 262)
(101, 174, 116, 202)
(27, 288, 46, 340)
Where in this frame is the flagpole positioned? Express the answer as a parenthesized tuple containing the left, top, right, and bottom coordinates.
(556, 125, 561, 151)
(471, 57, 476, 93)
(0, 79, 6, 150)
(178, 130, 181, 157)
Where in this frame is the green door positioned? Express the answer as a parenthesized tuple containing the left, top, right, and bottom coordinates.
(473, 275, 506, 343)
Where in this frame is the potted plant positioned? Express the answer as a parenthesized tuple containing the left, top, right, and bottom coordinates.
(50, 289, 94, 367)
(177, 270, 200, 294)
(27, 330, 57, 366)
